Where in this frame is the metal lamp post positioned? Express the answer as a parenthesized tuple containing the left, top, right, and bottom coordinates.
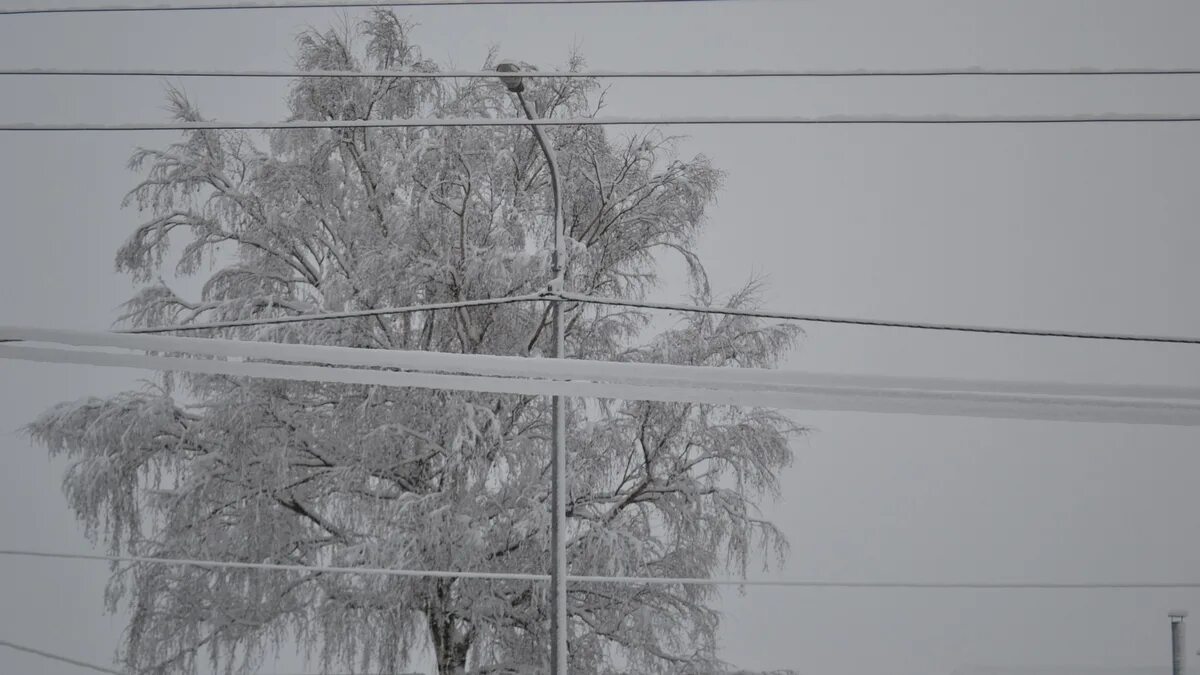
(497, 61, 568, 675)
(1171, 611, 1187, 675)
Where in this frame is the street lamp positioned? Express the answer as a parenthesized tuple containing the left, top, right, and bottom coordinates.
(497, 61, 568, 675)
(1170, 611, 1187, 675)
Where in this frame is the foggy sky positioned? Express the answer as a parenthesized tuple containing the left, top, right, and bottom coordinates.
(2, 1, 1200, 673)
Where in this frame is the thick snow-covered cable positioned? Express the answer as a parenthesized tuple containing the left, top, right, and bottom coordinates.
(3, 335, 1200, 425)
(0, 549, 547, 583)
(121, 294, 546, 334)
(6, 550, 1200, 589)
(5, 113, 1200, 131)
(7, 67, 1200, 78)
(561, 292, 1200, 345)
(0, 0, 735, 15)
(0, 639, 122, 675)
(4, 326, 1199, 402)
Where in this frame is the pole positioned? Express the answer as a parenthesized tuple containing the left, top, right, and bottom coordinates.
(1171, 611, 1187, 675)
(498, 63, 568, 675)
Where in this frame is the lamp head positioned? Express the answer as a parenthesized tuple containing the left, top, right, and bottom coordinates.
(497, 62, 525, 93)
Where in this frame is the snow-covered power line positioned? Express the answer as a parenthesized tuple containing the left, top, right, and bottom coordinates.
(7, 549, 1200, 590)
(0, 637, 410, 675)
(0, 549, 548, 583)
(5, 113, 1200, 132)
(560, 292, 1200, 345)
(0, 0, 733, 15)
(0, 639, 122, 675)
(14, 290, 1189, 345)
(7, 67, 1200, 79)
(3, 327, 1200, 425)
(122, 294, 546, 334)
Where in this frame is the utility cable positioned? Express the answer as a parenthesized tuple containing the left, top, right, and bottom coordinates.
(7, 67, 1200, 79)
(0, 638, 415, 675)
(0, 639, 122, 675)
(3, 330, 1200, 425)
(5, 113, 1200, 131)
(121, 294, 546, 335)
(5, 549, 1200, 589)
(560, 292, 1200, 346)
(0, 0, 739, 16)
(3, 289, 1189, 345)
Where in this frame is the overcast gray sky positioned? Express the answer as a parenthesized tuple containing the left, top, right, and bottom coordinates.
(3, 1, 1200, 673)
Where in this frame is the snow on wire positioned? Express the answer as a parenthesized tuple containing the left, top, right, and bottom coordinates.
(8, 67, 1200, 78)
(6, 113, 1200, 131)
(7, 549, 1200, 589)
(122, 294, 547, 334)
(0, 0, 735, 15)
(3, 327, 1200, 425)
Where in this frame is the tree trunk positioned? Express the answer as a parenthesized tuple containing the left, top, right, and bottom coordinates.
(435, 641, 469, 675)
(429, 584, 471, 675)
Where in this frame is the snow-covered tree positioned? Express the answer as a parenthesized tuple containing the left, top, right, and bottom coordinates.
(27, 12, 801, 675)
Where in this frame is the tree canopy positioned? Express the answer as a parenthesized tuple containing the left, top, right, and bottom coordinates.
(27, 11, 801, 674)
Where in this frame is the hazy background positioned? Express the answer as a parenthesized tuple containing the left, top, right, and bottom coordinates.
(2, 1, 1200, 673)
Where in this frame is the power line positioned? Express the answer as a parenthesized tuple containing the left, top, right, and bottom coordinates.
(5, 113, 1200, 132)
(122, 294, 546, 334)
(560, 292, 1200, 346)
(0, 0, 736, 16)
(6, 549, 1200, 589)
(0, 549, 548, 583)
(0, 639, 122, 675)
(4, 330, 1200, 425)
(6, 67, 1200, 79)
(11, 327, 1200, 402)
(0, 287, 1185, 345)
(3, 288, 1187, 346)
(0, 638, 416, 675)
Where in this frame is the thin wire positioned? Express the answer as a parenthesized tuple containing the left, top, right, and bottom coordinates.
(6, 288, 1187, 345)
(122, 293, 546, 334)
(7, 67, 1200, 79)
(1, 282, 1190, 346)
(5, 113, 1200, 131)
(0, 0, 736, 15)
(0, 549, 548, 582)
(4, 549, 1200, 589)
(0, 638, 415, 675)
(561, 292, 1200, 345)
(0, 639, 123, 675)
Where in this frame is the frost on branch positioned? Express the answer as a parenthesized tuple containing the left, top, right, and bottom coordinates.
(27, 10, 803, 675)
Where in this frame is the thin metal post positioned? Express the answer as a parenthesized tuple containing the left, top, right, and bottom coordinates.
(1171, 611, 1187, 675)
(499, 63, 568, 675)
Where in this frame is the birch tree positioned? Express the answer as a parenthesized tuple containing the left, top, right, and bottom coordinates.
(27, 11, 801, 675)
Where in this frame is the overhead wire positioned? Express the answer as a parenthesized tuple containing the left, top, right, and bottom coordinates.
(0, 0, 739, 15)
(6, 67, 1200, 78)
(3, 328, 1200, 425)
(7, 327, 1200, 400)
(6, 549, 1200, 589)
(122, 294, 547, 335)
(559, 292, 1200, 345)
(0, 638, 416, 675)
(2, 290, 1192, 346)
(5, 113, 1200, 131)
(0, 639, 122, 675)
